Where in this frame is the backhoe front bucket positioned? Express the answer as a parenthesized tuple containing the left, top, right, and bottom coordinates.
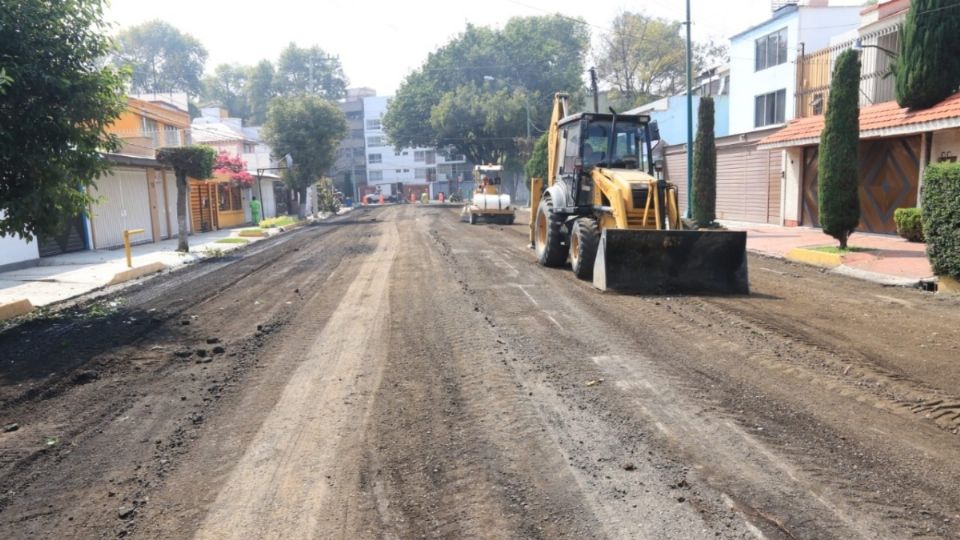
(593, 229, 749, 295)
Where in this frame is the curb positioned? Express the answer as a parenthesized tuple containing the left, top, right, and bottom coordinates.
(938, 275, 960, 295)
(107, 262, 167, 286)
(785, 247, 842, 268)
(0, 299, 34, 322)
(829, 265, 922, 288)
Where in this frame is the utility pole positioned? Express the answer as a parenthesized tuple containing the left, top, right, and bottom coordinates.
(685, 0, 693, 218)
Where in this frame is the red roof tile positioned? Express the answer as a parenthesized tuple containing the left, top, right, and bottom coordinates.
(760, 91, 960, 147)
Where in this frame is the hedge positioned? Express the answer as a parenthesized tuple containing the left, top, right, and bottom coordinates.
(922, 163, 960, 279)
(893, 207, 923, 242)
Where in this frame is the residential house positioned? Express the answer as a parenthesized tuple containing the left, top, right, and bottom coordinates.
(191, 108, 291, 229)
(759, 0, 960, 235)
(1, 93, 193, 269)
(654, 0, 861, 226)
(87, 93, 191, 250)
(362, 95, 471, 201)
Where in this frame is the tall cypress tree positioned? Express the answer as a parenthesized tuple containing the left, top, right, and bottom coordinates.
(818, 50, 861, 249)
(894, 0, 960, 109)
(692, 97, 716, 227)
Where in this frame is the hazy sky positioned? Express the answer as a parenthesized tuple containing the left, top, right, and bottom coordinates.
(105, 0, 774, 95)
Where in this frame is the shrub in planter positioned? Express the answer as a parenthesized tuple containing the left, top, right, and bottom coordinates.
(893, 207, 923, 242)
(921, 163, 960, 280)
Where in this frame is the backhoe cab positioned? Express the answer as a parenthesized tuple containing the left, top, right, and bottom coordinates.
(530, 93, 748, 295)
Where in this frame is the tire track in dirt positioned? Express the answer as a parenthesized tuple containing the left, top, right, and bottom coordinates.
(190, 215, 400, 539)
(0, 212, 382, 538)
(358, 206, 606, 538)
(431, 207, 960, 538)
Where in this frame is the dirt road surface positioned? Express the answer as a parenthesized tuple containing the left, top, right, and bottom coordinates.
(1, 205, 959, 539)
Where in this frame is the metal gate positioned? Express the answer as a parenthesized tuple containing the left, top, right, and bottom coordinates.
(37, 214, 86, 257)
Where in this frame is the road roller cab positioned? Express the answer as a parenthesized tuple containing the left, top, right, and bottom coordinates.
(460, 164, 516, 225)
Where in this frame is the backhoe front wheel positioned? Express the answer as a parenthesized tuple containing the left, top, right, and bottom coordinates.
(535, 197, 566, 267)
(569, 217, 600, 279)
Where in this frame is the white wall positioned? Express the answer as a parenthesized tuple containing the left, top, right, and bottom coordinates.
(729, 13, 800, 135)
(783, 147, 803, 224)
(798, 7, 862, 52)
(930, 129, 960, 165)
(0, 211, 40, 267)
(258, 178, 277, 219)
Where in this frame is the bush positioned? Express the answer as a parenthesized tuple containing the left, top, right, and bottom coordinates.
(893, 208, 923, 242)
(922, 163, 960, 279)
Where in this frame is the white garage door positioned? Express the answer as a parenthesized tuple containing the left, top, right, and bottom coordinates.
(89, 168, 154, 249)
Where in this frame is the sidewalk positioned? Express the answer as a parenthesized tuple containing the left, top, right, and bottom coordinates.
(722, 221, 934, 285)
(0, 226, 273, 308)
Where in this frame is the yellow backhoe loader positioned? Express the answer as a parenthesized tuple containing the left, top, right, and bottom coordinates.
(529, 93, 748, 294)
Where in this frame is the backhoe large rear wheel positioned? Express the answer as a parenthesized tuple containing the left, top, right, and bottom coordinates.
(535, 197, 566, 267)
(569, 217, 600, 279)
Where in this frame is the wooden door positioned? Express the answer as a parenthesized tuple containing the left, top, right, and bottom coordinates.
(800, 136, 920, 233)
(859, 137, 920, 234)
(801, 146, 819, 227)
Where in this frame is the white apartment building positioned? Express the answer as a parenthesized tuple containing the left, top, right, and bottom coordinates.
(362, 96, 470, 199)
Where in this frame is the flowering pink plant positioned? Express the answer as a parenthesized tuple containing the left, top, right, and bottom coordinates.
(214, 151, 254, 187)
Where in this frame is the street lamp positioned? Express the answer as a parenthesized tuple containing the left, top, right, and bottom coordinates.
(852, 37, 897, 58)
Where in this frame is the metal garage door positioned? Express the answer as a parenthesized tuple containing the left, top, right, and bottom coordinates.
(89, 168, 154, 249)
(714, 142, 781, 224)
(665, 135, 781, 225)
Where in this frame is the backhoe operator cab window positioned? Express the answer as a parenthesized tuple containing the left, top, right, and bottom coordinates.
(561, 127, 579, 174)
(582, 118, 648, 171)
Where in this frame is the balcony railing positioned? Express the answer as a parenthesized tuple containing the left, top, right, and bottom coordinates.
(795, 24, 901, 118)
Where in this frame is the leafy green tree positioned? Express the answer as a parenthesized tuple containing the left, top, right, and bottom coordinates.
(525, 133, 548, 180)
(818, 50, 861, 249)
(263, 96, 347, 218)
(384, 15, 589, 167)
(0, 0, 126, 241)
(114, 20, 208, 96)
(429, 82, 528, 166)
(894, 0, 960, 109)
(594, 13, 728, 109)
(156, 146, 216, 252)
(202, 64, 250, 118)
(274, 43, 347, 99)
(246, 60, 276, 125)
(692, 97, 716, 227)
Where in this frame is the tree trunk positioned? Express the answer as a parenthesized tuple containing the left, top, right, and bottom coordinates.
(839, 230, 849, 250)
(176, 172, 190, 253)
(298, 186, 308, 220)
